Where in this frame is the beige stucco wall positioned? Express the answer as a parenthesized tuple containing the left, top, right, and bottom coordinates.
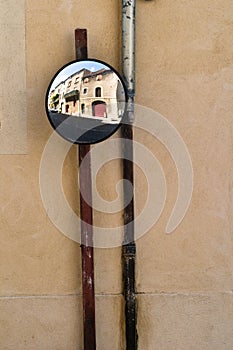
(1, 0, 233, 349)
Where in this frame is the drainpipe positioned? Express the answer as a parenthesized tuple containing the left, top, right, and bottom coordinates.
(122, 1, 137, 349)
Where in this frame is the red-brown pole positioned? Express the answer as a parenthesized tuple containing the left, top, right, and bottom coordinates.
(75, 28, 96, 350)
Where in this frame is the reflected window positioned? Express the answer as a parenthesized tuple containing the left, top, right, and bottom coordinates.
(95, 87, 101, 98)
(81, 103, 85, 114)
(83, 88, 88, 94)
(67, 81, 72, 88)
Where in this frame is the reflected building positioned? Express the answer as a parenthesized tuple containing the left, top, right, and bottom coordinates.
(49, 68, 125, 122)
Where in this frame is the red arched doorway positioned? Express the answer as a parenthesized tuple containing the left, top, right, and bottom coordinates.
(92, 101, 106, 117)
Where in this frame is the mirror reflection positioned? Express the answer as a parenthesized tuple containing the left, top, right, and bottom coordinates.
(46, 60, 126, 144)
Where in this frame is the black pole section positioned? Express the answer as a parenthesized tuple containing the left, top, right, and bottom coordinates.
(122, 121, 137, 350)
(75, 28, 96, 350)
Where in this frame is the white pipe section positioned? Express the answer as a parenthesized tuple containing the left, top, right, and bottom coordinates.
(122, 0, 136, 122)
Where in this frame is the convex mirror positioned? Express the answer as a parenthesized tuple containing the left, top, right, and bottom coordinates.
(45, 59, 127, 144)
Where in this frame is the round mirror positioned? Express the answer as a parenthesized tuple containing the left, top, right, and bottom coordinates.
(45, 59, 127, 144)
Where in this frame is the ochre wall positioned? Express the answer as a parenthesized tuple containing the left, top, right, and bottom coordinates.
(1, 1, 233, 349)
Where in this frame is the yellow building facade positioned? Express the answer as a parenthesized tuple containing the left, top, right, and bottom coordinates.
(1, 1, 233, 349)
(49, 68, 123, 120)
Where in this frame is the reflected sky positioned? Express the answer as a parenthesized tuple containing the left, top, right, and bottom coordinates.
(50, 61, 108, 90)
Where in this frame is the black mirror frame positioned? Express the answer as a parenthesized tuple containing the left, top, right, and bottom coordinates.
(45, 58, 128, 145)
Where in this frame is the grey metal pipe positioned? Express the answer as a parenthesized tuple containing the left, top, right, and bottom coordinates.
(122, 0, 135, 98)
(122, 0, 136, 123)
(122, 1, 137, 349)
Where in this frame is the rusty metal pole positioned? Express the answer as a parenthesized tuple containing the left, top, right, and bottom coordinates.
(75, 28, 96, 350)
(122, 1, 137, 349)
